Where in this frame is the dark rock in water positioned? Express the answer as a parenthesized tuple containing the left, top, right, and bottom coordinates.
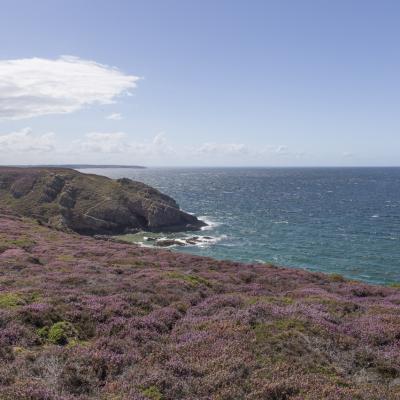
(0, 167, 206, 235)
(186, 237, 201, 245)
(154, 239, 185, 247)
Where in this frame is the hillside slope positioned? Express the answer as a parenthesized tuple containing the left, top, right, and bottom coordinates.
(0, 211, 399, 399)
(0, 167, 204, 234)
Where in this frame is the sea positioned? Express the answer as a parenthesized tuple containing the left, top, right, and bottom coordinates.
(78, 167, 400, 285)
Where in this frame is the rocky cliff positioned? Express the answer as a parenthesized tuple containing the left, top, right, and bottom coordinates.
(0, 167, 205, 234)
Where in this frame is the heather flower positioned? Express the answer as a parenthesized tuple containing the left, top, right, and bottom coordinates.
(0, 211, 399, 399)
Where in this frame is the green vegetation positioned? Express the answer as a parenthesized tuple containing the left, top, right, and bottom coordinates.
(388, 282, 400, 288)
(329, 273, 346, 282)
(0, 235, 36, 252)
(0, 292, 24, 308)
(245, 295, 294, 305)
(166, 271, 211, 287)
(56, 254, 76, 262)
(38, 321, 78, 345)
(254, 318, 307, 340)
(141, 386, 163, 400)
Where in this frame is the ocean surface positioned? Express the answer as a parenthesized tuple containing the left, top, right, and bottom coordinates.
(79, 167, 400, 285)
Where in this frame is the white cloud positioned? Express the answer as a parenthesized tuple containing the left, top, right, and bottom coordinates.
(0, 56, 139, 120)
(341, 152, 355, 158)
(197, 142, 249, 155)
(193, 142, 296, 157)
(106, 112, 123, 120)
(76, 132, 128, 153)
(152, 131, 167, 146)
(274, 145, 289, 154)
(0, 127, 306, 166)
(72, 131, 175, 157)
(0, 127, 55, 152)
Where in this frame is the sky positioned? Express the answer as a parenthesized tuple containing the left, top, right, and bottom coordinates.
(0, 0, 399, 167)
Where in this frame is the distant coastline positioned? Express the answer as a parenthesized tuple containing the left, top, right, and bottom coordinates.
(2, 164, 146, 169)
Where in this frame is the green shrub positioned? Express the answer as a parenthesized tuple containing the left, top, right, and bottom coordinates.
(142, 386, 163, 400)
(329, 273, 345, 282)
(40, 321, 78, 345)
(0, 292, 24, 308)
(37, 326, 49, 339)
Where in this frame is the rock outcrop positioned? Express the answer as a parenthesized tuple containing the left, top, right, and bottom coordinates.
(0, 167, 205, 234)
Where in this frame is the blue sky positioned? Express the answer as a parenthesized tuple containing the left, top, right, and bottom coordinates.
(0, 0, 399, 166)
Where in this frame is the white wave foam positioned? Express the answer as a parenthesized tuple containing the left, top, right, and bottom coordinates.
(194, 234, 227, 247)
(136, 233, 227, 249)
(198, 216, 222, 231)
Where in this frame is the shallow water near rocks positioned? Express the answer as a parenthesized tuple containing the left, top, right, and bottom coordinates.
(79, 167, 400, 285)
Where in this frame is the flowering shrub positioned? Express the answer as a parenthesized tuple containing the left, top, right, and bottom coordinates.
(0, 210, 399, 399)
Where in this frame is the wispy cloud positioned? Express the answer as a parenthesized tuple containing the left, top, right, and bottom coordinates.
(196, 142, 249, 155)
(341, 152, 355, 158)
(0, 56, 139, 120)
(106, 112, 123, 120)
(75, 132, 128, 153)
(0, 128, 305, 165)
(0, 127, 55, 152)
(71, 131, 173, 156)
(193, 142, 302, 159)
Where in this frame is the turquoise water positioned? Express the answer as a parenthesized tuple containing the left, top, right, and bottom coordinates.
(80, 167, 400, 285)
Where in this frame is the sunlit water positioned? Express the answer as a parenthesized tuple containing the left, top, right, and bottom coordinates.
(79, 167, 400, 285)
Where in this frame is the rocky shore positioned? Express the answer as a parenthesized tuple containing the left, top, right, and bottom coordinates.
(0, 208, 399, 399)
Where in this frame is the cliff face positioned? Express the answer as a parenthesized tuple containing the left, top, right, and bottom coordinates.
(0, 167, 205, 234)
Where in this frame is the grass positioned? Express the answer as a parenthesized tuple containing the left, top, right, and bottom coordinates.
(56, 254, 76, 262)
(0, 235, 36, 252)
(245, 295, 294, 305)
(166, 271, 211, 287)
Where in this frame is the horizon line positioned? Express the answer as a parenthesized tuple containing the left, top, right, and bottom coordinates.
(2, 164, 400, 169)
